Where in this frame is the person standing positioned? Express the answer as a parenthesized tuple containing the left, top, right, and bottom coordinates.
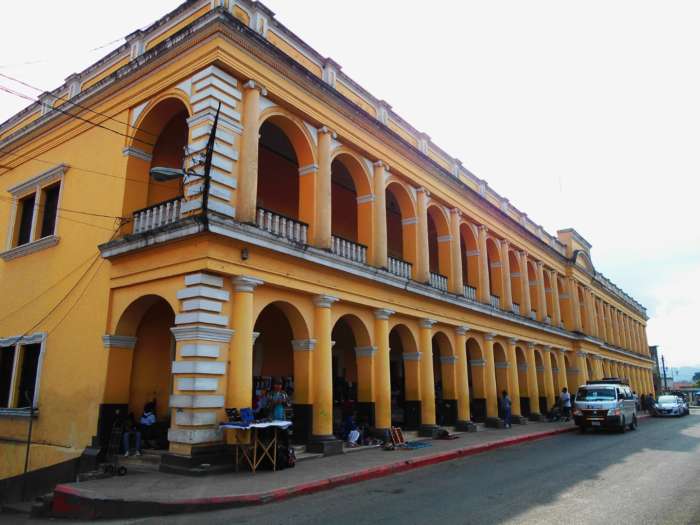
(270, 379, 290, 421)
(560, 387, 572, 421)
(501, 390, 512, 428)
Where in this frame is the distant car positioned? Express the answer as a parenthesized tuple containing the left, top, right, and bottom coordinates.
(653, 395, 688, 417)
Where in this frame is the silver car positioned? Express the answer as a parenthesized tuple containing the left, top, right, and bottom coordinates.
(654, 395, 689, 417)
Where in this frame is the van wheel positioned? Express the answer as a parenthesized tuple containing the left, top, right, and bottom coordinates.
(629, 416, 637, 430)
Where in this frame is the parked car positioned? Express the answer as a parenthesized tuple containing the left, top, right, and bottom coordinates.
(653, 395, 689, 417)
(573, 379, 637, 432)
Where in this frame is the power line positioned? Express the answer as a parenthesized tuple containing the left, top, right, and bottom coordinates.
(0, 72, 159, 139)
(0, 84, 155, 148)
(0, 194, 126, 221)
(3, 223, 121, 344)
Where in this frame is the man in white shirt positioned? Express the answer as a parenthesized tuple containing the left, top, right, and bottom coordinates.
(560, 388, 572, 421)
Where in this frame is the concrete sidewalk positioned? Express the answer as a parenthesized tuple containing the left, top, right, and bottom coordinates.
(50, 420, 585, 520)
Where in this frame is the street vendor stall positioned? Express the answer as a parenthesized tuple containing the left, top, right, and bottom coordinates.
(220, 420, 292, 473)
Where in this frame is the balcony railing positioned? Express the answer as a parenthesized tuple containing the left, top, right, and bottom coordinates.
(331, 235, 367, 264)
(256, 208, 308, 244)
(529, 310, 537, 320)
(490, 294, 500, 309)
(132, 197, 182, 234)
(429, 272, 448, 292)
(544, 315, 552, 325)
(463, 285, 477, 301)
(388, 256, 412, 279)
(511, 302, 520, 315)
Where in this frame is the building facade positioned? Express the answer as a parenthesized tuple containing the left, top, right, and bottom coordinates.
(0, 0, 654, 478)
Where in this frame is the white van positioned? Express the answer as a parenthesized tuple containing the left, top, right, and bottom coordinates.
(573, 378, 638, 433)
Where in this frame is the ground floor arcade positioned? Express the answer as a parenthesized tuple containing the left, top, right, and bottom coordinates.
(100, 271, 655, 461)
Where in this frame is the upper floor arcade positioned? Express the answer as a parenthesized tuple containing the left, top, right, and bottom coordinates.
(0, 1, 649, 362)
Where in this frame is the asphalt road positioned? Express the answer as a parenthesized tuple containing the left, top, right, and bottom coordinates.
(7, 414, 700, 525)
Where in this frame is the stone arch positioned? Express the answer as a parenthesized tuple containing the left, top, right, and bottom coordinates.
(330, 150, 372, 249)
(550, 352, 560, 393)
(486, 237, 503, 304)
(534, 348, 546, 413)
(121, 96, 192, 220)
(253, 299, 311, 341)
(388, 322, 420, 427)
(427, 204, 451, 278)
(432, 330, 456, 424)
(466, 337, 486, 421)
(509, 250, 522, 313)
(111, 294, 176, 422)
(527, 260, 539, 317)
(459, 221, 480, 298)
(516, 346, 529, 415)
(257, 109, 317, 229)
(493, 342, 509, 407)
(385, 179, 418, 270)
(543, 271, 553, 322)
(572, 250, 595, 274)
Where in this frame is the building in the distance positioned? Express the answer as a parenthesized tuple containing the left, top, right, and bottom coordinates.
(0, 0, 654, 482)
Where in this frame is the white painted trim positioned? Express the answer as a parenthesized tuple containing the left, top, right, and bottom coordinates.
(172, 361, 226, 374)
(402, 352, 421, 361)
(180, 343, 220, 358)
(175, 410, 217, 426)
(8, 164, 67, 196)
(469, 359, 486, 366)
(102, 335, 138, 349)
(401, 217, 418, 225)
(354, 346, 377, 357)
(169, 394, 225, 408)
(181, 299, 223, 313)
(175, 312, 229, 326)
(170, 325, 234, 342)
(185, 273, 224, 287)
(176, 286, 230, 301)
(292, 339, 316, 351)
(298, 164, 318, 176)
(167, 428, 222, 444)
(0, 235, 59, 262)
(439, 356, 458, 364)
(121, 147, 152, 161)
(177, 377, 219, 391)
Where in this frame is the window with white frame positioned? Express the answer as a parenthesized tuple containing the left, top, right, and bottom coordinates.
(0, 333, 46, 410)
(3, 164, 67, 259)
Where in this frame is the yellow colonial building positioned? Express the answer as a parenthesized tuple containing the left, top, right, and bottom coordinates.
(0, 0, 653, 479)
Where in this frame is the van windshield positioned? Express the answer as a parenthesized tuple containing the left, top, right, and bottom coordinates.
(576, 388, 616, 401)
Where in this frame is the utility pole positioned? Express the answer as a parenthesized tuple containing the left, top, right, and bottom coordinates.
(661, 355, 668, 392)
(198, 102, 220, 232)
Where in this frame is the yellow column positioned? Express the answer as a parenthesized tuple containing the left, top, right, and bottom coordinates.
(525, 342, 542, 419)
(415, 187, 430, 283)
(542, 346, 556, 409)
(418, 319, 437, 434)
(355, 346, 376, 402)
(228, 276, 263, 409)
(478, 226, 491, 304)
(449, 209, 464, 294)
(587, 291, 599, 338)
(373, 308, 394, 431)
(372, 161, 388, 268)
(550, 270, 562, 328)
(500, 240, 513, 312)
(483, 333, 501, 425)
(520, 251, 532, 317)
(454, 326, 476, 430)
(576, 351, 589, 385)
(506, 337, 522, 418)
(236, 80, 266, 223)
(311, 295, 339, 446)
(314, 127, 334, 250)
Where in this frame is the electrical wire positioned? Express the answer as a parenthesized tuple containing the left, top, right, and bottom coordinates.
(0, 194, 126, 221)
(0, 84, 155, 148)
(0, 72, 159, 139)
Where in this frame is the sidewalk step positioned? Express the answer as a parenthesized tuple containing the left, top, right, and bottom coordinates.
(119, 453, 162, 471)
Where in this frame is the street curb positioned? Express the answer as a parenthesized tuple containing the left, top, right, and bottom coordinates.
(51, 424, 584, 520)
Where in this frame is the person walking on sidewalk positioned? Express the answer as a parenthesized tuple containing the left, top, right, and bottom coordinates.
(560, 387, 572, 422)
(501, 390, 512, 428)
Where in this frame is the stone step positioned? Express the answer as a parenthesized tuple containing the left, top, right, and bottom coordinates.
(119, 453, 162, 471)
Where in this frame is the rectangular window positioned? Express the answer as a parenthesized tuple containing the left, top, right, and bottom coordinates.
(0, 346, 16, 408)
(39, 184, 60, 238)
(16, 193, 35, 246)
(16, 343, 41, 408)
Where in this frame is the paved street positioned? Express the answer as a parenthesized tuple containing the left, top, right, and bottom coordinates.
(2, 414, 698, 524)
(128, 414, 700, 525)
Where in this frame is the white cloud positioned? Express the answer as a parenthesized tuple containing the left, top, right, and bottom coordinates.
(1, 0, 698, 365)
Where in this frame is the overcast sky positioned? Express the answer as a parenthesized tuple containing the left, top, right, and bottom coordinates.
(1, 1, 698, 367)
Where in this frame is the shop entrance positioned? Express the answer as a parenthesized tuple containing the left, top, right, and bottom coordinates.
(389, 324, 419, 429)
